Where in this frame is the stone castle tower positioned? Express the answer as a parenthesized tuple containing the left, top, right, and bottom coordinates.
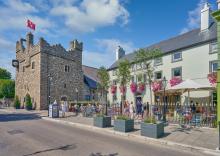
(14, 32, 84, 110)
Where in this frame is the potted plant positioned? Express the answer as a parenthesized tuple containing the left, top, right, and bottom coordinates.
(141, 117, 164, 138)
(114, 115, 134, 132)
(93, 114, 111, 128)
(25, 94, 32, 110)
(14, 95, 20, 109)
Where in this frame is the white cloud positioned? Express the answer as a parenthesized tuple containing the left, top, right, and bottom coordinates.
(180, 0, 206, 34)
(0, 38, 14, 52)
(50, 0, 129, 32)
(83, 38, 135, 68)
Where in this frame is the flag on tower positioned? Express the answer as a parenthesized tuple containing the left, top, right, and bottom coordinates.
(27, 19, 35, 30)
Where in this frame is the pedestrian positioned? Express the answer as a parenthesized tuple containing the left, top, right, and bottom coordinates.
(129, 102, 135, 119)
(136, 100, 142, 119)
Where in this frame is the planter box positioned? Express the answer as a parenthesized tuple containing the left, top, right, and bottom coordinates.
(114, 119, 134, 132)
(93, 116, 111, 128)
(141, 122, 164, 138)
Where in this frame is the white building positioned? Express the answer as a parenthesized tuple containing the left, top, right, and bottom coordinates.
(107, 3, 217, 106)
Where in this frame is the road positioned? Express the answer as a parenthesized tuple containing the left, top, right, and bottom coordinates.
(0, 110, 209, 156)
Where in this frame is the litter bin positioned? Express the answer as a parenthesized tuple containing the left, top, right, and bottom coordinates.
(49, 104, 59, 118)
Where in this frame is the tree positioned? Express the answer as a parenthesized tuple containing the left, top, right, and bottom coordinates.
(117, 59, 131, 114)
(135, 48, 162, 116)
(0, 68, 11, 79)
(0, 79, 15, 98)
(97, 66, 110, 115)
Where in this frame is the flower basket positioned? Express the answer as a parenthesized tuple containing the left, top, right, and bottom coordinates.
(169, 77, 182, 87)
(111, 85, 117, 94)
(130, 82, 137, 93)
(138, 82, 145, 93)
(207, 72, 217, 86)
(151, 81, 162, 92)
(119, 86, 126, 94)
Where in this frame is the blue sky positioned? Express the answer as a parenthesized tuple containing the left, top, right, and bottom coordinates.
(0, 0, 217, 78)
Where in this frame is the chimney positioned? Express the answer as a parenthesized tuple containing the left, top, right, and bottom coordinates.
(26, 32, 34, 49)
(116, 46, 125, 61)
(201, 3, 212, 31)
(218, 0, 220, 9)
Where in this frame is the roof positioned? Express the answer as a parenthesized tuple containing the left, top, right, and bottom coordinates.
(84, 75, 97, 89)
(82, 65, 100, 83)
(108, 22, 217, 70)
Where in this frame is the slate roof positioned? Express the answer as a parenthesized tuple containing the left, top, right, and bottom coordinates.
(108, 22, 217, 70)
(82, 65, 99, 89)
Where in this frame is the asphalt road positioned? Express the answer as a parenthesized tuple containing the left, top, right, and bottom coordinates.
(0, 111, 210, 156)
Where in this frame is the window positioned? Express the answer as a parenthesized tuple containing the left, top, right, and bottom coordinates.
(137, 74, 142, 82)
(172, 52, 182, 62)
(23, 66, 25, 72)
(155, 71, 162, 80)
(172, 67, 182, 78)
(154, 57, 162, 66)
(131, 76, 135, 82)
(210, 42, 218, 54)
(31, 62, 35, 69)
(113, 80, 117, 85)
(143, 74, 147, 82)
(64, 65, 70, 72)
(112, 70, 117, 76)
(210, 61, 218, 72)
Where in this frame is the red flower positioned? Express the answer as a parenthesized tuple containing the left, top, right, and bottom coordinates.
(151, 81, 162, 92)
(207, 72, 217, 86)
(119, 86, 126, 94)
(111, 85, 117, 94)
(170, 77, 182, 87)
(138, 82, 145, 93)
(130, 82, 137, 93)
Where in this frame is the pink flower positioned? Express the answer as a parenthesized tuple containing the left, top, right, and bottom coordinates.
(208, 72, 217, 86)
(170, 77, 182, 87)
(151, 81, 162, 92)
(130, 82, 137, 93)
(138, 82, 145, 93)
(119, 86, 126, 94)
(111, 85, 117, 94)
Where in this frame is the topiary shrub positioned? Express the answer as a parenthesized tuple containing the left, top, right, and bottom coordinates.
(14, 95, 20, 109)
(25, 94, 32, 110)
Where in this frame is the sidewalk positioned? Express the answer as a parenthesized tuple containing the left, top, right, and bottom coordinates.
(1, 108, 219, 155)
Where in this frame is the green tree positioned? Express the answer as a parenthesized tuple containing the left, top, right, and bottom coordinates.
(0, 79, 15, 98)
(135, 48, 162, 116)
(97, 66, 110, 115)
(117, 59, 131, 114)
(14, 95, 20, 109)
(25, 94, 32, 110)
(0, 68, 11, 79)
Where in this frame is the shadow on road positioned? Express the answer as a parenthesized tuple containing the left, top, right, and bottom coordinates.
(23, 144, 77, 156)
(89, 152, 119, 156)
(0, 113, 41, 122)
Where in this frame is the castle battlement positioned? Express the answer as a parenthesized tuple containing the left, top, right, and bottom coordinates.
(16, 32, 83, 62)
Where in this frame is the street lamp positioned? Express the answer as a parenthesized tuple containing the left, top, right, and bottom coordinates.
(162, 76, 167, 123)
(48, 74, 52, 116)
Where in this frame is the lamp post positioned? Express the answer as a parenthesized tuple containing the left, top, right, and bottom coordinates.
(48, 74, 52, 116)
(162, 76, 167, 123)
(212, 0, 220, 150)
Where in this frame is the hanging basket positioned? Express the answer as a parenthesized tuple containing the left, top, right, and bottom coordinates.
(207, 72, 217, 86)
(130, 82, 137, 93)
(119, 86, 126, 94)
(111, 85, 117, 94)
(151, 80, 162, 92)
(169, 77, 182, 87)
(138, 82, 145, 93)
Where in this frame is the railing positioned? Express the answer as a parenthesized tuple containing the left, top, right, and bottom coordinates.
(154, 102, 217, 128)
